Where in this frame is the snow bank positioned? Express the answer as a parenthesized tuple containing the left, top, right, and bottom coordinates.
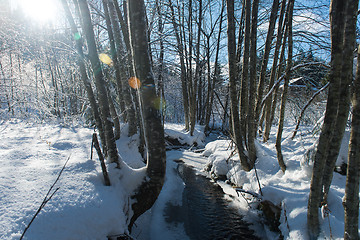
(0, 120, 146, 240)
(164, 124, 205, 147)
(201, 125, 356, 239)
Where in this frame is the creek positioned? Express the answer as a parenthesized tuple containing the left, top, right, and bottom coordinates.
(163, 162, 260, 240)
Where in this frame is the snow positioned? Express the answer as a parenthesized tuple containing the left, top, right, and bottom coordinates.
(198, 125, 359, 239)
(164, 124, 205, 147)
(0, 120, 145, 240)
(0, 121, 358, 240)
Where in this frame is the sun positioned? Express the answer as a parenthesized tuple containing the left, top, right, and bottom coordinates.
(16, 0, 59, 24)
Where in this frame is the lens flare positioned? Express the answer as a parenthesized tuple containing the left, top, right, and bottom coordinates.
(128, 77, 141, 89)
(153, 96, 166, 110)
(99, 53, 113, 66)
(74, 32, 81, 41)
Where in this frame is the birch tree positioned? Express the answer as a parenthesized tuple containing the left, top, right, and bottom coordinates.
(127, 0, 166, 230)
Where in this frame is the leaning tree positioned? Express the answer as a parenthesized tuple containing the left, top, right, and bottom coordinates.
(126, 0, 167, 231)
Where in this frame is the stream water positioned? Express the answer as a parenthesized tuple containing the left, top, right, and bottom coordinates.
(164, 163, 260, 240)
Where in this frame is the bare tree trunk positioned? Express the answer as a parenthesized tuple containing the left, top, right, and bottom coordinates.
(239, 0, 251, 142)
(113, 0, 130, 52)
(204, 0, 225, 133)
(189, 0, 203, 136)
(321, 0, 358, 201)
(102, 0, 126, 122)
(168, 0, 190, 131)
(61, 0, 107, 154)
(268, 16, 288, 142)
(107, 0, 138, 137)
(343, 43, 360, 240)
(127, 0, 166, 230)
(77, 0, 120, 166)
(247, 0, 259, 166)
(263, 0, 287, 142)
(227, 0, 251, 172)
(254, 0, 279, 125)
(155, 0, 166, 124)
(107, 84, 121, 140)
(307, 0, 347, 238)
(275, 0, 294, 173)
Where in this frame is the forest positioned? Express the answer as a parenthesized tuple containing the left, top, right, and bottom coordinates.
(0, 0, 359, 239)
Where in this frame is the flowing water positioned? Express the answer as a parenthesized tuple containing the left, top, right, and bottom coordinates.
(164, 163, 260, 240)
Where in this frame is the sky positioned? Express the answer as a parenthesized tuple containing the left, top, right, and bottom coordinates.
(9, 0, 62, 25)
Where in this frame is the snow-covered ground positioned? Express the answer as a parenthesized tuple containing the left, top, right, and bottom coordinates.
(199, 126, 357, 240)
(0, 120, 357, 239)
(0, 120, 130, 240)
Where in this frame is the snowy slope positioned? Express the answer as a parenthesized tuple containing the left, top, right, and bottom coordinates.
(0, 120, 129, 240)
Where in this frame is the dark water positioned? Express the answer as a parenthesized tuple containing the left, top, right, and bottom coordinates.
(164, 163, 260, 240)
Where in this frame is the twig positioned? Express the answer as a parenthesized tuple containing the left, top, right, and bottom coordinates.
(282, 201, 290, 233)
(253, 161, 263, 196)
(291, 82, 329, 139)
(92, 133, 111, 186)
(20, 156, 71, 240)
(91, 131, 94, 160)
(322, 203, 333, 240)
(233, 187, 262, 200)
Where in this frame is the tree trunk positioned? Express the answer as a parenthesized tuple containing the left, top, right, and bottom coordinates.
(343, 44, 360, 240)
(155, 0, 166, 124)
(239, 0, 251, 142)
(102, 0, 126, 122)
(254, 0, 279, 125)
(60, 0, 107, 154)
(263, 0, 287, 142)
(248, 0, 259, 166)
(227, 0, 251, 172)
(321, 0, 358, 201)
(168, 0, 190, 131)
(107, 85, 121, 140)
(77, 0, 120, 166)
(204, 2, 225, 134)
(275, 0, 294, 173)
(190, 0, 203, 136)
(127, 0, 166, 230)
(307, 0, 347, 238)
(107, 0, 138, 137)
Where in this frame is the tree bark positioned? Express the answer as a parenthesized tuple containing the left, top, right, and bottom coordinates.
(343, 44, 360, 240)
(275, 0, 294, 173)
(102, 0, 126, 122)
(107, 84, 121, 140)
(239, 0, 251, 142)
(204, 2, 225, 134)
(127, 0, 166, 230)
(321, 0, 358, 201)
(189, 0, 203, 136)
(168, 0, 190, 131)
(263, 0, 287, 142)
(307, 0, 347, 238)
(254, 0, 279, 126)
(155, 0, 166, 124)
(77, 0, 120, 166)
(107, 0, 138, 137)
(248, 0, 259, 166)
(227, 0, 251, 171)
(60, 0, 107, 154)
